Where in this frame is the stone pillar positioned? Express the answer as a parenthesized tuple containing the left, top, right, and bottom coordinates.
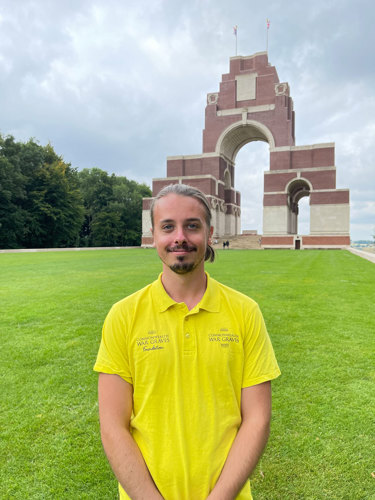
(141, 198, 153, 247)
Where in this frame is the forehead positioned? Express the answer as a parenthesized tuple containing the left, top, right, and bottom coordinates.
(153, 193, 206, 222)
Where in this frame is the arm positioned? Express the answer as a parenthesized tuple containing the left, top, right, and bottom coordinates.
(207, 381, 272, 500)
(98, 373, 163, 500)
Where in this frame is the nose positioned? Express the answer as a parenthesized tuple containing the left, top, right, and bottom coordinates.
(174, 225, 187, 244)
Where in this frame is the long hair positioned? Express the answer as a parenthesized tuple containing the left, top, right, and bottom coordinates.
(150, 184, 215, 263)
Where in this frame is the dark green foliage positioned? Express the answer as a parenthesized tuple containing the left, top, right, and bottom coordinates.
(0, 153, 27, 248)
(78, 168, 151, 247)
(0, 134, 151, 249)
(0, 135, 84, 248)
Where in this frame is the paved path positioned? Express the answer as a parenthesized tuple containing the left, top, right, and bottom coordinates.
(347, 248, 375, 264)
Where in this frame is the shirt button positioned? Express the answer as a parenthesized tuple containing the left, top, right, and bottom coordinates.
(185, 333, 190, 338)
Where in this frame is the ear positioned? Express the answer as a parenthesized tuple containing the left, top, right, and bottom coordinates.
(208, 225, 214, 243)
(150, 227, 155, 248)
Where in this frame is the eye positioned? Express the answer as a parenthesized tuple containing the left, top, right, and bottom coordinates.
(187, 223, 199, 230)
(161, 224, 173, 231)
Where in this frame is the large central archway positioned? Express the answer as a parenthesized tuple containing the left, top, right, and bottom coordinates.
(216, 120, 275, 160)
(233, 140, 269, 235)
(142, 52, 350, 249)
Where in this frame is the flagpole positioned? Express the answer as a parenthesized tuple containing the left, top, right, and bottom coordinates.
(233, 25, 238, 56)
(266, 19, 270, 53)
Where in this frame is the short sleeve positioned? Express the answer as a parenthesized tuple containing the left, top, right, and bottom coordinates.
(242, 303, 281, 388)
(93, 303, 133, 384)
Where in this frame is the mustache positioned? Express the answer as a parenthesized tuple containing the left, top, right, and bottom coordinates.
(167, 244, 197, 252)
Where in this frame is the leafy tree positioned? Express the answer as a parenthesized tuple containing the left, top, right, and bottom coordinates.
(0, 152, 27, 248)
(20, 142, 84, 248)
(0, 135, 84, 248)
(78, 168, 115, 246)
(91, 208, 122, 246)
(78, 168, 151, 247)
(0, 134, 150, 249)
(77, 168, 115, 214)
(24, 160, 84, 247)
(112, 177, 151, 246)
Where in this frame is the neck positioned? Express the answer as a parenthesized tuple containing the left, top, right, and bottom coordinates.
(161, 264, 207, 310)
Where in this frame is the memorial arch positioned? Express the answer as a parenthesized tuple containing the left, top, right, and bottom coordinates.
(142, 52, 350, 249)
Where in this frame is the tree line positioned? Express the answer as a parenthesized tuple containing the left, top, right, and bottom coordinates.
(0, 134, 151, 249)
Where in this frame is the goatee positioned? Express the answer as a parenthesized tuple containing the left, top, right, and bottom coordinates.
(169, 262, 195, 274)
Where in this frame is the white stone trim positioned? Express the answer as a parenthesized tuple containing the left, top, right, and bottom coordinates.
(264, 191, 286, 195)
(223, 167, 231, 188)
(309, 232, 351, 235)
(275, 82, 289, 96)
(209, 197, 227, 212)
(142, 209, 152, 238)
(215, 119, 275, 158)
(153, 174, 217, 182)
(263, 205, 289, 234)
(167, 152, 216, 160)
(310, 204, 350, 234)
(167, 151, 236, 165)
(235, 73, 258, 101)
(270, 143, 335, 153)
(261, 234, 295, 237)
(219, 153, 235, 165)
(285, 177, 313, 193)
(217, 104, 275, 117)
(207, 93, 218, 105)
(302, 233, 350, 236)
(230, 51, 267, 61)
(302, 245, 350, 249)
(262, 245, 293, 249)
(309, 188, 349, 193)
(264, 166, 336, 174)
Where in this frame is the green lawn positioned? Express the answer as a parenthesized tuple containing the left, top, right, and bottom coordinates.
(1, 249, 374, 499)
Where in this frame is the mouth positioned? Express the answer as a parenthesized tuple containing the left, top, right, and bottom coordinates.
(167, 245, 197, 254)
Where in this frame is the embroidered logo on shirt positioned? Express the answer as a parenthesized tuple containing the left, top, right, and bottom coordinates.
(136, 333, 170, 352)
(208, 332, 239, 348)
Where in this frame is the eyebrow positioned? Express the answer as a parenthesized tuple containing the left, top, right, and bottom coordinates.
(159, 218, 202, 223)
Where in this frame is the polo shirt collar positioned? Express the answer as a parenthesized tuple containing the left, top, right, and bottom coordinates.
(152, 272, 220, 313)
(198, 272, 220, 312)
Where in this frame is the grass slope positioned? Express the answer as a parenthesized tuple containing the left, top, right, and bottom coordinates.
(1, 249, 374, 499)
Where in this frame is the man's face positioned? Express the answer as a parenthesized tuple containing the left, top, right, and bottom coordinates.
(152, 193, 213, 275)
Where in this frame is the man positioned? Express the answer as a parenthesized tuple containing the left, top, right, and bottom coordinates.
(94, 184, 280, 499)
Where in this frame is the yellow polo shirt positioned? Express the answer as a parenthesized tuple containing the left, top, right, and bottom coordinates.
(94, 273, 280, 499)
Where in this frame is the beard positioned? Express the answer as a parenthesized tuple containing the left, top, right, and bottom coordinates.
(166, 244, 202, 275)
(169, 259, 196, 274)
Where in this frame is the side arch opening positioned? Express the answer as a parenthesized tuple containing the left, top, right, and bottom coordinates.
(287, 179, 311, 235)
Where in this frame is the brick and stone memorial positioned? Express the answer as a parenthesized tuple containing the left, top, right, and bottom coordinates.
(142, 52, 350, 249)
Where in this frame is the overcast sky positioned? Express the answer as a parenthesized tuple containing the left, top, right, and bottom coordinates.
(0, 0, 374, 240)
